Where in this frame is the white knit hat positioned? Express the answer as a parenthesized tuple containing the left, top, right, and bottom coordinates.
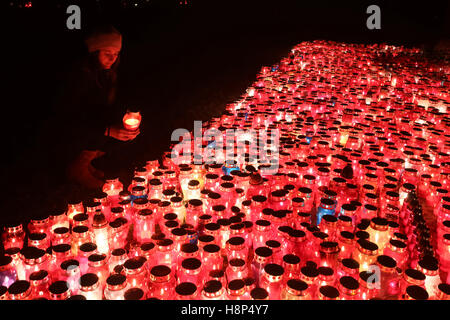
(85, 26, 122, 53)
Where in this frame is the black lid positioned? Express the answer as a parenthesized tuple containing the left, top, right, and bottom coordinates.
(60, 259, 79, 270)
(405, 269, 426, 281)
(112, 248, 126, 256)
(88, 253, 107, 263)
(377, 255, 397, 268)
(250, 287, 268, 300)
(339, 276, 359, 290)
(141, 242, 155, 252)
(80, 273, 98, 287)
(52, 243, 72, 253)
(319, 285, 340, 299)
(8, 280, 30, 295)
(283, 254, 300, 265)
(49, 281, 69, 294)
(106, 273, 127, 286)
(406, 285, 429, 300)
(287, 279, 308, 292)
(176, 282, 197, 296)
(180, 243, 198, 254)
(151, 265, 171, 277)
(79, 242, 97, 253)
(124, 288, 144, 300)
(228, 279, 245, 291)
(198, 235, 215, 243)
(229, 258, 246, 267)
(266, 240, 281, 248)
(203, 280, 222, 293)
(301, 266, 319, 278)
(209, 269, 224, 278)
(318, 266, 334, 277)
(29, 270, 48, 281)
(227, 236, 245, 246)
(181, 258, 202, 270)
(255, 247, 273, 258)
(124, 257, 145, 270)
(342, 258, 359, 270)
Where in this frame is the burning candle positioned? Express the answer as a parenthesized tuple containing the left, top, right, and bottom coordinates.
(123, 110, 142, 131)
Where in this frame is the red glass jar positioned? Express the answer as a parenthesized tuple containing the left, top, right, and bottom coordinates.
(59, 259, 81, 294)
(178, 258, 203, 286)
(48, 280, 71, 300)
(338, 276, 360, 300)
(404, 285, 429, 300)
(224, 278, 247, 300)
(148, 265, 176, 299)
(134, 209, 155, 243)
(87, 253, 109, 289)
(226, 236, 248, 262)
(201, 244, 223, 272)
(29, 270, 50, 299)
(7, 280, 32, 300)
(123, 257, 148, 293)
(105, 273, 129, 300)
(201, 279, 225, 300)
(79, 273, 103, 300)
(383, 239, 408, 271)
(319, 241, 340, 269)
(253, 220, 273, 249)
(260, 263, 284, 300)
(337, 231, 355, 261)
(155, 238, 175, 269)
(281, 279, 310, 300)
(20, 247, 49, 281)
(2, 222, 26, 250)
(226, 258, 249, 282)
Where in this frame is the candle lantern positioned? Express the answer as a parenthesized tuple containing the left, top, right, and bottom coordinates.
(0, 255, 17, 288)
(92, 211, 110, 254)
(358, 270, 380, 300)
(123, 257, 148, 294)
(48, 280, 71, 300)
(338, 276, 360, 300)
(260, 263, 285, 300)
(29, 270, 50, 299)
(105, 273, 129, 300)
(79, 273, 103, 300)
(8, 280, 32, 300)
(201, 279, 225, 300)
(2, 222, 26, 251)
(353, 239, 379, 272)
(226, 258, 249, 282)
(281, 279, 310, 300)
(59, 259, 81, 294)
(148, 265, 175, 299)
(87, 253, 109, 290)
(123, 110, 142, 131)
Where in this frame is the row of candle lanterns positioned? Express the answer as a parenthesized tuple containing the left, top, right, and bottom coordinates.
(1, 40, 449, 300)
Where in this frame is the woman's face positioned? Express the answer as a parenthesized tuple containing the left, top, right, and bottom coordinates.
(98, 48, 120, 69)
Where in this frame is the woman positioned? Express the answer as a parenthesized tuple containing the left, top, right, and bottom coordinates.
(58, 25, 140, 189)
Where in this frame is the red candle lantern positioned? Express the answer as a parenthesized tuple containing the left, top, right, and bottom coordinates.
(123, 110, 142, 131)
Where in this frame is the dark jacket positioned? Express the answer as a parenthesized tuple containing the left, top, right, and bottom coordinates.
(52, 53, 123, 163)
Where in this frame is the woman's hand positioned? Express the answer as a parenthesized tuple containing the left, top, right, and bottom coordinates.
(107, 125, 140, 141)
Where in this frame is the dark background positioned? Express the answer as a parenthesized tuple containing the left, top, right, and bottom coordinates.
(1, 0, 449, 227)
